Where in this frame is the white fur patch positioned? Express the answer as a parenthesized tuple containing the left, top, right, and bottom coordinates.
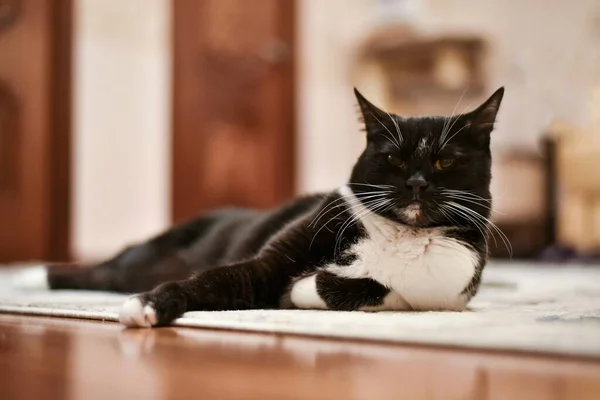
(11, 266, 49, 290)
(119, 297, 157, 328)
(289, 274, 328, 309)
(401, 203, 422, 222)
(417, 137, 429, 155)
(326, 187, 478, 311)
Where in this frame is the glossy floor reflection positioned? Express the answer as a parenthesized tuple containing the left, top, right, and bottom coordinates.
(0, 314, 599, 400)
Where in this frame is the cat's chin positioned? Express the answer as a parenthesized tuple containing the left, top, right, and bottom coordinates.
(392, 203, 434, 227)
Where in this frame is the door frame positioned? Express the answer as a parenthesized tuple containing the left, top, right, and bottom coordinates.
(48, 0, 73, 261)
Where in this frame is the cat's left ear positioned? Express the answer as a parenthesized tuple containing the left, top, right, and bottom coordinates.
(354, 88, 390, 135)
(465, 87, 505, 134)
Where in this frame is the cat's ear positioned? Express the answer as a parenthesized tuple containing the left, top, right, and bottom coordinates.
(354, 88, 389, 134)
(465, 87, 504, 133)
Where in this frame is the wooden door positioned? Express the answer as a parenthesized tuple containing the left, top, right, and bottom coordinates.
(172, 0, 295, 222)
(0, 0, 71, 262)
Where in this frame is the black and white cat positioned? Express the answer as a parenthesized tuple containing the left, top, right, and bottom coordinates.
(22, 87, 504, 328)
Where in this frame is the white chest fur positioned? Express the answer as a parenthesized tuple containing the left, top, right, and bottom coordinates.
(326, 224, 477, 311)
(325, 187, 478, 311)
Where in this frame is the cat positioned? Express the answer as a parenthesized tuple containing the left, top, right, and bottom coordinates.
(19, 87, 504, 328)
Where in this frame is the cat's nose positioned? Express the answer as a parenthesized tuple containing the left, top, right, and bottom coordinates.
(406, 173, 428, 192)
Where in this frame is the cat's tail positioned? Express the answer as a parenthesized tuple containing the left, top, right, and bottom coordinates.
(10, 262, 116, 292)
(10, 264, 53, 291)
(10, 249, 192, 293)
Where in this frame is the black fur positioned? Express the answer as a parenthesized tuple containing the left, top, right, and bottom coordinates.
(316, 271, 390, 311)
(48, 87, 505, 326)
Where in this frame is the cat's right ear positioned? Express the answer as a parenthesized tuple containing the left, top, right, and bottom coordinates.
(354, 88, 389, 134)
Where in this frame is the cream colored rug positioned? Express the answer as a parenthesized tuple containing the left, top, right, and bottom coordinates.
(1, 262, 600, 358)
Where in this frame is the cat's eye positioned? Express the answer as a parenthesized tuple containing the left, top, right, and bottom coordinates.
(387, 154, 407, 170)
(435, 158, 454, 170)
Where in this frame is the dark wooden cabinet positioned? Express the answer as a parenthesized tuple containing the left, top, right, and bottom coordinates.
(172, 0, 296, 222)
(0, 0, 71, 262)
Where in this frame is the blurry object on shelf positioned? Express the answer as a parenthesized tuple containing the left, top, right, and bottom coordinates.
(547, 89, 600, 256)
(353, 25, 486, 116)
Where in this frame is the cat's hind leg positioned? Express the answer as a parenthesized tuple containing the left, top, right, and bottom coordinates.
(12, 212, 225, 293)
(12, 243, 192, 293)
(49, 249, 192, 293)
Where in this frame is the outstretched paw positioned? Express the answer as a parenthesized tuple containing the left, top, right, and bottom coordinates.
(119, 296, 158, 328)
(118, 282, 188, 328)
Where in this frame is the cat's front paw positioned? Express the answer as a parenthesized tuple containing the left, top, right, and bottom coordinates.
(119, 281, 188, 328)
(119, 296, 158, 328)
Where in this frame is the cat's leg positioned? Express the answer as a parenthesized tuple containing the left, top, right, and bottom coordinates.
(118, 196, 367, 327)
(47, 251, 191, 293)
(13, 243, 188, 293)
(37, 213, 222, 292)
(289, 271, 411, 311)
(119, 257, 297, 327)
(118, 210, 345, 327)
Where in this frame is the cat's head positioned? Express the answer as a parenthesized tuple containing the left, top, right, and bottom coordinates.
(349, 87, 504, 228)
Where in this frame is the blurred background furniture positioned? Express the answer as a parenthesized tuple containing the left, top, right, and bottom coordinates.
(354, 27, 486, 116)
(548, 90, 600, 255)
(0, 0, 71, 262)
(172, 0, 296, 222)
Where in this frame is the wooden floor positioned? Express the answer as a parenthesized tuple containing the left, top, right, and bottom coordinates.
(0, 314, 599, 400)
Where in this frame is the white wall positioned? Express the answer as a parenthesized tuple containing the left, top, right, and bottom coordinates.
(73, 0, 171, 259)
(296, 0, 377, 194)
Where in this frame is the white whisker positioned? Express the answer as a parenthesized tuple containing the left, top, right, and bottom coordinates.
(440, 123, 471, 149)
(440, 87, 468, 145)
(370, 112, 401, 149)
(309, 194, 392, 249)
(334, 198, 392, 256)
(347, 183, 395, 189)
(387, 112, 403, 145)
(441, 194, 506, 215)
(309, 192, 391, 228)
(439, 203, 492, 250)
(445, 201, 512, 257)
